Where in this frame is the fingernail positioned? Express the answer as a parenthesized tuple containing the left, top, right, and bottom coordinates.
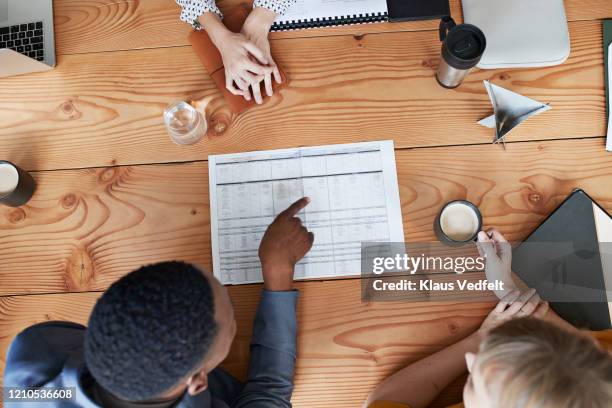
(305, 197, 311, 203)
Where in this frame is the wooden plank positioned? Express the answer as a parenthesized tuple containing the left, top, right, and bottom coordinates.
(1, 137, 610, 296)
(0, 163, 211, 295)
(53, 0, 191, 55)
(52, 0, 612, 54)
(559, 0, 612, 22)
(0, 282, 495, 407)
(0, 20, 606, 171)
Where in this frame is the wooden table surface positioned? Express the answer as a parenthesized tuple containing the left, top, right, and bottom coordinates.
(1, 1, 611, 407)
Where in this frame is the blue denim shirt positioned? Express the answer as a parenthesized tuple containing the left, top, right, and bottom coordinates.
(3, 290, 299, 408)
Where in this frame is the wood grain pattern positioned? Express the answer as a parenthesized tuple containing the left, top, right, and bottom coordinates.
(54, 0, 192, 55)
(0, 20, 606, 171)
(0, 164, 211, 295)
(1, 137, 610, 296)
(52, 0, 612, 54)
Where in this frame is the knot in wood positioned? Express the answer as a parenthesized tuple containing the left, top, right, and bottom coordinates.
(62, 193, 78, 209)
(7, 208, 26, 223)
(65, 247, 94, 290)
(99, 167, 117, 182)
(529, 192, 542, 204)
(61, 100, 74, 114)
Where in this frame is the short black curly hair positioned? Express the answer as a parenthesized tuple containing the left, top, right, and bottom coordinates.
(84, 261, 218, 401)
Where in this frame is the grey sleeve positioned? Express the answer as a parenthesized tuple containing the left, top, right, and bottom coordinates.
(4, 321, 86, 388)
(232, 290, 299, 407)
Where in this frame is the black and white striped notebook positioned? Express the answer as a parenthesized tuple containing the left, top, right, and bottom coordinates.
(271, 0, 389, 31)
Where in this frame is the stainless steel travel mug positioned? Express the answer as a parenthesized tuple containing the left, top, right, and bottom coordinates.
(436, 17, 486, 89)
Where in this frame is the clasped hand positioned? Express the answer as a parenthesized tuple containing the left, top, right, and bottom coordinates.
(213, 7, 281, 104)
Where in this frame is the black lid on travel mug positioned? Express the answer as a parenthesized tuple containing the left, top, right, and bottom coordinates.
(440, 17, 486, 70)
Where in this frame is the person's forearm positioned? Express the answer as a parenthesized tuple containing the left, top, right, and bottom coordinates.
(261, 263, 294, 291)
(365, 332, 481, 408)
(233, 290, 298, 407)
(542, 308, 578, 332)
(198, 12, 231, 48)
(245, 7, 277, 31)
(200, 7, 276, 47)
(508, 270, 529, 292)
(490, 268, 529, 299)
(507, 272, 576, 332)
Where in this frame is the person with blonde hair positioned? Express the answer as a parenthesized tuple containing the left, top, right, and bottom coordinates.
(463, 317, 612, 408)
(365, 229, 612, 408)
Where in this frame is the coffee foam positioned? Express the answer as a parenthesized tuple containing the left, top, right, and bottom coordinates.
(0, 163, 18, 196)
(440, 203, 479, 241)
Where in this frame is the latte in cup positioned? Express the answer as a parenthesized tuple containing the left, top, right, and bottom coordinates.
(0, 162, 19, 197)
(435, 200, 482, 244)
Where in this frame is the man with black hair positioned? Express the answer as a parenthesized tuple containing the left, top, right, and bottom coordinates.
(4, 197, 314, 407)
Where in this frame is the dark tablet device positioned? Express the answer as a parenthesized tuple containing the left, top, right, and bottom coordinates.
(512, 189, 612, 330)
(387, 0, 451, 22)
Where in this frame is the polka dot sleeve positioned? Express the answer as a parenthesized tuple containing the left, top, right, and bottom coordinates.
(175, 0, 222, 29)
(253, 0, 297, 16)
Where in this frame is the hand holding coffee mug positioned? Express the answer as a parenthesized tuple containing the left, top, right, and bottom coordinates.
(436, 16, 486, 89)
(0, 161, 36, 207)
(434, 200, 482, 245)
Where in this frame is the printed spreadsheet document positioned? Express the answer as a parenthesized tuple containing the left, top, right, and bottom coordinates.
(209, 141, 405, 285)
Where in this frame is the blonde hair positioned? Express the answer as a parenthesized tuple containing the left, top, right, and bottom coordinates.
(474, 318, 612, 408)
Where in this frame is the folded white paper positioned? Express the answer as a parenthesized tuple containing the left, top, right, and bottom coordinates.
(479, 81, 551, 146)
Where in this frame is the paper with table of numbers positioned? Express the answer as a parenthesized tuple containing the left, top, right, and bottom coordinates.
(209, 141, 404, 285)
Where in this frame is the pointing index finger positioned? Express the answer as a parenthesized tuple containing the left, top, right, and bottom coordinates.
(282, 197, 311, 218)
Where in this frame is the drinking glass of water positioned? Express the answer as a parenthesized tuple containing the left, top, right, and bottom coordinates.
(164, 101, 207, 145)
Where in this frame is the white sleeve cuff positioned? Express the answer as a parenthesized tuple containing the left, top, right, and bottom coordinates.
(177, 0, 223, 29)
(253, 0, 297, 17)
